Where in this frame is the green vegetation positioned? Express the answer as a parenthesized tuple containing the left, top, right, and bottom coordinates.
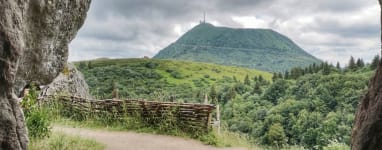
(154, 23, 321, 72)
(29, 132, 105, 150)
(23, 86, 105, 150)
(220, 56, 373, 150)
(75, 58, 271, 101)
(22, 85, 51, 139)
(74, 55, 379, 149)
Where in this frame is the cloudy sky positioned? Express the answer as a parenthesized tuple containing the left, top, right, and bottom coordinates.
(69, 0, 380, 66)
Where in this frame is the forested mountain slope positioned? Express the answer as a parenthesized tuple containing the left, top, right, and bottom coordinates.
(154, 23, 321, 72)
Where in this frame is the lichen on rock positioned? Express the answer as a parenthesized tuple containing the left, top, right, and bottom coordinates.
(41, 63, 93, 99)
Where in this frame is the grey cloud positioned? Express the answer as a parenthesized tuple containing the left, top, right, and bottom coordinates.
(69, 0, 380, 65)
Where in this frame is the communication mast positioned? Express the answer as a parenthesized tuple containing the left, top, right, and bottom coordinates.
(203, 12, 206, 23)
(200, 12, 206, 24)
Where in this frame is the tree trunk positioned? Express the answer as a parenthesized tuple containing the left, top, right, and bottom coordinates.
(351, 1, 382, 149)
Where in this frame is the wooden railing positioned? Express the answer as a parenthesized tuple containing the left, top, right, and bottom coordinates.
(53, 96, 216, 132)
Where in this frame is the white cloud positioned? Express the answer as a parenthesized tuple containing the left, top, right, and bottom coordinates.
(232, 16, 270, 28)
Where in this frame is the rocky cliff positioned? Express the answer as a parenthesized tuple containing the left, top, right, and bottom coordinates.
(351, 0, 382, 149)
(41, 63, 93, 99)
(0, 0, 91, 149)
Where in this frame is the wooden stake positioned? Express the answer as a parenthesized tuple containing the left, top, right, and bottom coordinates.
(204, 93, 208, 104)
(216, 104, 221, 135)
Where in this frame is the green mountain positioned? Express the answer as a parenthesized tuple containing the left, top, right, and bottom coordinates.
(154, 23, 321, 72)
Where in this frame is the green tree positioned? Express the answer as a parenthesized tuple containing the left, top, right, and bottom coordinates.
(87, 61, 93, 69)
(22, 84, 51, 139)
(336, 62, 340, 70)
(253, 76, 258, 82)
(244, 74, 250, 85)
(284, 71, 289, 79)
(322, 62, 331, 75)
(356, 58, 365, 68)
(265, 123, 287, 148)
(209, 85, 217, 103)
(78, 61, 87, 69)
(348, 56, 356, 71)
(252, 83, 262, 95)
(258, 75, 264, 82)
(262, 80, 288, 105)
(272, 72, 278, 82)
(278, 72, 283, 79)
(371, 55, 380, 70)
(227, 87, 237, 101)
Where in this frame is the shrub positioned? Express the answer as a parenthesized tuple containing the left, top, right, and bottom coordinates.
(26, 109, 51, 139)
(264, 123, 287, 148)
(145, 62, 159, 69)
(22, 85, 51, 139)
(171, 71, 183, 79)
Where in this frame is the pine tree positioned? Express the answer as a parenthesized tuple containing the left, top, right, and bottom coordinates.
(336, 62, 341, 70)
(322, 62, 330, 75)
(253, 76, 258, 82)
(308, 65, 313, 74)
(278, 72, 283, 79)
(284, 71, 289, 79)
(272, 72, 278, 82)
(228, 87, 236, 100)
(312, 63, 317, 73)
(252, 83, 262, 95)
(356, 58, 365, 68)
(371, 55, 380, 70)
(348, 56, 356, 71)
(258, 75, 264, 82)
(87, 61, 93, 69)
(244, 74, 250, 85)
(79, 61, 86, 69)
(209, 85, 217, 103)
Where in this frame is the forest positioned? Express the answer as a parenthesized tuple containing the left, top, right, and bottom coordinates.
(75, 55, 380, 149)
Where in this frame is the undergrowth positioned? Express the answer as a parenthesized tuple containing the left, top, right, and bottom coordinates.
(29, 131, 105, 150)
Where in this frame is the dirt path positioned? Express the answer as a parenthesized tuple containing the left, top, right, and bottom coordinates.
(53, 126, 248, 150)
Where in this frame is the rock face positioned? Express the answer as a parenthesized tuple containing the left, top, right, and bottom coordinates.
(41, 63, 93, 99)
(0, 0, 91, 149)
(351, 0, 382, 149)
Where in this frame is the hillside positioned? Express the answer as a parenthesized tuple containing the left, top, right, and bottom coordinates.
(154, 23, 321, 72)
(75, 56, 378, 149)
(75, 58, 271, 102)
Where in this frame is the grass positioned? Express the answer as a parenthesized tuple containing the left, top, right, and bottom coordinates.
(76, 58, 272, 86)
(213, 128, 257, 149)
(29, 131, 105, 150)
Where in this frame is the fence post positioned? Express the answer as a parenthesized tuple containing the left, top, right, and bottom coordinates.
(216, 104, 221, 135)
(204, 94, 208, 104)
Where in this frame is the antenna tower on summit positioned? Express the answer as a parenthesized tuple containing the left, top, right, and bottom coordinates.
(203, 12, 206, 23)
